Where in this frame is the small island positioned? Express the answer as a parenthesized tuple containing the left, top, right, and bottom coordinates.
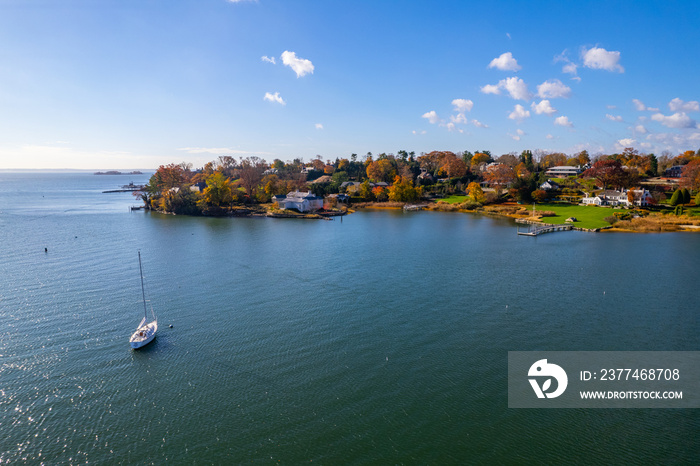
(131, 149, 700, 232)
(94, 170, 143, 175)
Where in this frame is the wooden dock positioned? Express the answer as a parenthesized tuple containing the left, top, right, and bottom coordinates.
(403, 204, 429, 211)
(516, 222, 573, 236)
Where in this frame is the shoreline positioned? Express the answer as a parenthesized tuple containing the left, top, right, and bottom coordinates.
(142, 201, 700, 233)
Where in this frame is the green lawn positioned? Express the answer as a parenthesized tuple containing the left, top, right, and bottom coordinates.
(439, 195, 470, 204)
(535, 203, 614, 229)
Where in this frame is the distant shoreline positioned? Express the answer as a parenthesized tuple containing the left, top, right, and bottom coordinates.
(94, 170, 143, 175)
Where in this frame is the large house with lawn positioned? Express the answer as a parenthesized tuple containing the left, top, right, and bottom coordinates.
(581, 188, 653, 207)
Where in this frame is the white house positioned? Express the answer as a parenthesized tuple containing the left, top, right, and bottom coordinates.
(540, 180, 560, 191)
(545, 165, 583, 177)
(276, 191, 324, 212)
(581, 189, 653, 207)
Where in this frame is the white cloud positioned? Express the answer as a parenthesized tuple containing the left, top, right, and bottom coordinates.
(281, 50, 314, 78)
(261, 56, 276, 64)
(546, 134, 555, 139)
(669, 98, 700, 113)
(412, 130, 427, 135)
(264, 92, 286, 105)
(450, 113, 467, 124)
(510, 129, 526, 141)
(472, 119, 488, 128)
(480, 84, 501, 95)
(501, 77, 530, 100)
(227, 0, 257, 3)
(606, 114, 623, 122)
(422, 110, 440, 124)
(634, 124, 648, 134)
(617, 138, 636, 147)
(452, 98, 474, 113)
(651, 112, 697, 129)
(633, 99, 647, 111)
(508, 104, 530, 122)
(531, 99, 557, 115)
(582, 46, 624, 72)
(554, 50, 578, 77)
(445, 122, 462, 132)
(537, 79, 571, 99)
(315, 123, 323, 130)
(488, 52, 521, 71)
(554, 116, 573, 127)
(481, 77, 530, 100)
(562, 62, 578, 75)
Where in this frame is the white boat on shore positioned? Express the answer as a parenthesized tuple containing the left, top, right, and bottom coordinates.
(130, 251, 157, 349)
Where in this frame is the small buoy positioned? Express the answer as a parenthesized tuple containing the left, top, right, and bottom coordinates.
(44, 247, 48, 252)
(169, 324, 173, 328)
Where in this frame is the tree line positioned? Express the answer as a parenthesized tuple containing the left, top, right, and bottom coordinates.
(138, 147, 700, 215)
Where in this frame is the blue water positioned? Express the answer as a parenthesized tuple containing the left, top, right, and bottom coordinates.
(0, 172, 698, 463)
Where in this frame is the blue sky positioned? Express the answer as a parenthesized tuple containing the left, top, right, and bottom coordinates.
(1, 0, 699, 169)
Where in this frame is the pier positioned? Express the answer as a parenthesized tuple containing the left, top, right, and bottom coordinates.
(403, 204, 429, 211)
(516, 221, 573, 236)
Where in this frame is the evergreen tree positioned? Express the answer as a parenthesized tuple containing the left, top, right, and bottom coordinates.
(669, 189, 682, 206)
(681, 188, 691, 204)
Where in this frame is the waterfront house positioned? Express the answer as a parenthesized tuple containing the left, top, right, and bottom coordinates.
(276, 191, 324, 212)
(581, 188, 653, 207)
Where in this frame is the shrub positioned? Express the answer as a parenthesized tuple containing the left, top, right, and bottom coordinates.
(696, 191, 700, 205)
(669, 189, 682, 206)
(605, 215, 619, 225)
(682, 188, 691, 204)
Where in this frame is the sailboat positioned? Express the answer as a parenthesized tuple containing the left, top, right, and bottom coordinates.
(130, 251, 157, 349)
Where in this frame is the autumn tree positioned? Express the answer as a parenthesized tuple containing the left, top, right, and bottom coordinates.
(366, 159, 395, 182)
(147, 163, 191, 194)
(515, 162, 531, 179)
(540, 152, 568, 169)
(484, 164, 516, 189)
(470, 152, 491, 169)
(467, 182, 485, 203)
(496, 153, 519, 168)
(238, 156, 266, 200)
(387, 176, 422, 202)
(582, 159, 627, 190)
(532, 189, 547, 203)
(440, 154, 468, 178)
(572, 150, 590, 167)
(199, 172, 233, 210)
(680, 159, 700, 191)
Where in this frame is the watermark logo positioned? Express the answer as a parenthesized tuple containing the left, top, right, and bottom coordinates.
(528, 359, 568, 399)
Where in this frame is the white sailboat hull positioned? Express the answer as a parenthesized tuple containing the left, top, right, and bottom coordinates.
(130, 320, 158, 349)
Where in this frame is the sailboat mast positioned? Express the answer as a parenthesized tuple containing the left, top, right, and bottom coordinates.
(138, 251, 148, 320)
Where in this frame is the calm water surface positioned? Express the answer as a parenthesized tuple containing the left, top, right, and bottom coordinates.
(0, 172, 698, 463)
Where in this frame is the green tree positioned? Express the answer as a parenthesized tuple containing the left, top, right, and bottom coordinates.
(669, 189, 682, 206)
(359, 180, 374, 201)
(695, 191, 700, 205)
(681, 188, 691, 204)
